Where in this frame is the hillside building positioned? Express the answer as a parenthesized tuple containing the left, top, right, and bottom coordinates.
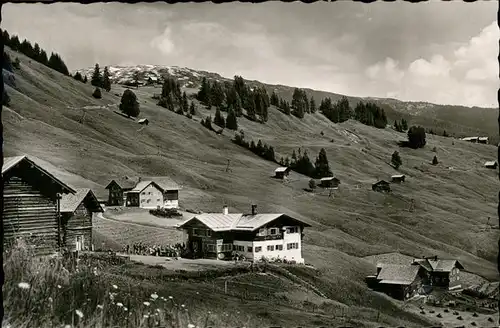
(319, 177, 340, 188)
(372, 180, 391, 192)
(177, 204, 311, 264)
(105, 177, 139, 206)
(391, 174, 405, 183)
(411, 257, 464, 290)
(2, 155, 76, 255)
(478, 137, 489, 144)
(138, 118, 149, 125)
(461, 137, 479, 143)
(484, 161, 498, 169)
(60, 188, 103, 252)
(274, 167, 291, 179)
(126, 180, 165, 209)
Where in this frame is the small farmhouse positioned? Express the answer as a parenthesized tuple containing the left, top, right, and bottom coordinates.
(60, 188, 103, 252)
(411, 257, 464, 290)
(2, 155, 76, 255)
(126, 180, 165, 209)
(138, 118, 149, 125)
(319, 177, 340, 188)
(367, 263, 429, 300)
(484, 161, 498, 169)
(461, 137, 479, 143)
(177, 204, 311, 264)
(391, 174, 405, 183)
(478, 137, 489, 144)
(141, 176, 180, 209)
(372, 180, 391, 192)
(105, 176, 139, 206)
(274, 167, 291, 179)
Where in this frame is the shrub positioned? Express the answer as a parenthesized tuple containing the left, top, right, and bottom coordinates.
(92, 87, 102, 99)
(432, 155, 439, 165)
(391, 151, 402, 169)
(119, 89, 140, 117)
(12, 57, 21, 69)
(407, 126, 426, 149)
(149, 208, 183, 218)
(308, 179, 316, 190)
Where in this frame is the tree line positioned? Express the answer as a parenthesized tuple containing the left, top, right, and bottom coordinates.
(157, 76, 196, 119)
(2, 30, 70, 76)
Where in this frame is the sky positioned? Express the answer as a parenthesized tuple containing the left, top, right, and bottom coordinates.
(2, 1, 498, 108)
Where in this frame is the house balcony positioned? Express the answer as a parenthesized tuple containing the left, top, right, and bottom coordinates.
(253, 234, 284, 242)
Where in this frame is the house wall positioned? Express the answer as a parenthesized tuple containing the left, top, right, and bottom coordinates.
(62, 200, 92, 252)
(164, 190, 179, 209)
(448, 267, 462, 289)
(108, 183, 124, 206)
(3, 174, 59, 255)
(431, 271, 452, 288)
(127, 192, 140, 207)
(139, 184, 164, 209)
(252, 225, 304, 263)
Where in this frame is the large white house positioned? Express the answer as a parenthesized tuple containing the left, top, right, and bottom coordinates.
(177, 205, 311, 264)
(124, 177, 180, 209)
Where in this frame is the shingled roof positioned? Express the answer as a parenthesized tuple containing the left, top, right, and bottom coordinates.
(60, 188, 103, 213)
(427, 259, 464, 272)
(105, 176, 140, 190)
(376, 264, 421, 285)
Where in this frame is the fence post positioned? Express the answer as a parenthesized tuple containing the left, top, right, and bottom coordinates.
(224, 280, 228, 294)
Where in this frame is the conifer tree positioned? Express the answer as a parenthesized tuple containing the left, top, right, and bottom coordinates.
(182, 92, 189, 112)
(226, 107, 238, 130)
(119, 89, 140, 117)
(214, 107, 226, 128)
(310, 96, 316, 113)
(91, 63, 103, 87)
(391, 151, 402, 169)
(83, 75, 88, 84)
(314, 148, 333, 178)
(190, 102, 196, 116)
(102, 66, 111, 92)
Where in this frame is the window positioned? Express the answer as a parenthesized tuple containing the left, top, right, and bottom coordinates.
(267, 245, 274, 251)
(287, 242, 299, 250)
(247, 246, 253, 252)
(270, 228, 278, 235)
(147, 199, 151, 203)
(157, 198, 160, 202)
(142, 192, 146, 196)
(207, 230, 212, 237)
(141, 199, 145, 203)
(255, 246, 262, 253)
(221, 244, 233, 252)
(286, 227, 299, 234)
(275, 245, 283, 251)
(258, 228, 266, 236)
(206, 244, 216, 252)
(235, 245, 244, 252)
(193, 228, 199, 235)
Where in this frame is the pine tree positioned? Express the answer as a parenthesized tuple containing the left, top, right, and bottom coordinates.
(310, 96, 316, 113)
(39, 50, 48, 66)
(73, 72, 83, 82)
(197, 77, 211, 104)
(119, 89, 140, 117)
(314, 148, 333, 178)
(214, 107, 225, 128)
(226, 107, 238, 130)
(190, 102, 196, 116)
(432, 155, 439, 165)
(91, 63, 102, 87)
(401, 119, 408, 131)
(391, 151, 402, 169)
(182, 92, 189, 112)
(102, 66, 111, 92)
(92, 88, 102, 99)
(83, 75, 88, 84)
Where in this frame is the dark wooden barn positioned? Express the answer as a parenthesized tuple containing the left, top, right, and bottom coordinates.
(274, 167, 291, 179)
(484, 161, 498, 169)
(138, 118, 149, 125)
(105, 176, 139, 206)
(372, 180, 391, 192)
(2, 155, 76, 255)
(319, 177, 340, 188)
(391, 174, 406, 183)
(60, 188, 103, 252)
(370, 263, 430, 301)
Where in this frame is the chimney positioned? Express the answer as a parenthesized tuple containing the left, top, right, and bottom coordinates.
(251, 204, 257, 215)
(222, 205, 229, 215)
(434, 255, 438, 261)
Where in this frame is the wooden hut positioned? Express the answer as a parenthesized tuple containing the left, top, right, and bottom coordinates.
(60, 188, 103, 252)
(391, 174, 405, 183)
(274, 167, 291, 179)
(2, 155, 76, 255)
(484, 161, 498, 169)
(319, 177, 340, 188)
(372, 180, 391, 193)
(138, 118, 149, 125)
(478, 137, 489, 144)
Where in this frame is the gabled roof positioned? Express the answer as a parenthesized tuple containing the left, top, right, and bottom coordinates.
(3, 155, 76, 194)
(178, 212, 311, 232)
(478, 137, 489, 141)
(411, 258, 433, 272)
(427, 259, 464, 272)
(138, 118, 149, 123)
(391, 174, 405, 178)
(376, 264, 420, 285)
(461, 137, 478, 141)
(373, 180, 390, 185)
(60, 188, 103, 213)
(142, 176, 180, 191)
(105, 176, 139, 190)
(129, 180, 163, 193)
(275, 167, 289, 173)
(484, 161, 497, 166)
(320, 177, 338, 181)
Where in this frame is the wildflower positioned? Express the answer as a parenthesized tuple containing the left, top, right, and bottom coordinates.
(57, 285, 62, 289)
(181, 304, 185, 308)
(143, 301, 151, 306)
(188, 324, 196, 328)
(116, 302, 123, 307)
(75, 309, 84, 318)
(17, 282, 30, 289)
(168, 296, 173, 299)
(143, 314, 149, 319)
(48, 297, 53, 303)
(112, 284, 118, 290)
(156, 309, 161, 313)
(97, 305, 103, 310)
(124, 307, 128, 311)
(196, 292, 199, 295)
(151, 293, 159, 300)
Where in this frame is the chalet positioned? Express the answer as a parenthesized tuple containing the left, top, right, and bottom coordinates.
(105, 176, 139, 206)
(60, 188, 103, 252)
(484, 161, 498, 169)
(461, 137, 479, 143)
(319, 177, 340, 188)
(412, 257, 465, 290)
(274, 167, 291, 179)
(391, 174, 405, 183)
(141, 176, 180, 209)
(372, 180, 391, 193)
(368, 263, 429, 300)
(2, 155, 76, 255)
(478, 137, 489, 144)
(138, 118, 149, 125)
(126, 180, 165, 209)
(177, 204, 311, 264)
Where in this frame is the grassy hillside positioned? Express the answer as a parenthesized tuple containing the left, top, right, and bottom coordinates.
(4, 46, 499, 326)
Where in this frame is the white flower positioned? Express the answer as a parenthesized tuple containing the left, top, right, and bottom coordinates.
(150, 293, 159, 300)
(143, 301, 151, 306)
(181, 304, 185, 308)
(143, 314, 149, 318)
(196, 292, 199, 295)
(48, 297, 53, 303)
(156, 308, 161, 313)
(57, 285, 62, 289)
(168, 296, 173, 299)
(17, 282, 30, 289)
(112, 284, 118, 290)
(124, 307, 128, 311)
(116, 302, 123, 307)
(97, 305, 103, 310)
(188, 324, 196, 328)
(75, 309, 84, 318)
